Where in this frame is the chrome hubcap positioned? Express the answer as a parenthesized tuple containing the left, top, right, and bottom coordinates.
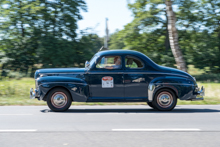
(51, 92, 67, 108)
(157, 92, 173, 108)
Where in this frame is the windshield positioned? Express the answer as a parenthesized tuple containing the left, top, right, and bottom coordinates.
(89, 55, 99, 68)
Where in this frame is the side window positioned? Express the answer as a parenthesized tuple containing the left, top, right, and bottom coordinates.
(125, 56, 144, 69)
(96, 56, 122, 69)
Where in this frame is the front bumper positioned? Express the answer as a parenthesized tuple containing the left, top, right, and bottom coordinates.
(191, 86, 205, 101)
(30, 88, 38, 99)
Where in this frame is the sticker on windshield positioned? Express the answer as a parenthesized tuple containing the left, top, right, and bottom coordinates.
(102, 76, 114, 88)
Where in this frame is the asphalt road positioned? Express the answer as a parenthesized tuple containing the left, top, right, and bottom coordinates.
(0, 105, 220, 147)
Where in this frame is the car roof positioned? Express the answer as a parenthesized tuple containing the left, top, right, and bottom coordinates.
(96, 49, 145, 57)
(95, 49, 159, 68)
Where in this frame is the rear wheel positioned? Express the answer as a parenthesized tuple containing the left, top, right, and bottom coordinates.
(152, 89, 177, 111)
(47, 88, 72, 112)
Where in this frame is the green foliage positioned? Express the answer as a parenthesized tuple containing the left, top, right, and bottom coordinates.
(6, 71, 26, 80)
(108, 0, 220, 72)
(194, 74, 220, 83)
(176, 0, 220, 73)
(107, 0, 176, 67)
(179, 30, 220, 73)
(0, 0, 96, 76)
(79, 33, 104, 61)
(1, 0, 220, 75)
(109, 30, 125, 49)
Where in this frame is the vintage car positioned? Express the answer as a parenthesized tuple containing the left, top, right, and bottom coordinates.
(30, 50, 205, 111)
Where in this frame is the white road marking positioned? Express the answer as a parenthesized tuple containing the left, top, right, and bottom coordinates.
(0, 114, 33, 116)
(0, 129, 37, 132)
(112, 128, 201, 131)
(86, 113, 121, 115)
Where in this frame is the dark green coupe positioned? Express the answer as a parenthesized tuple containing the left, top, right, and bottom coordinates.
(30, 50, 205, 111)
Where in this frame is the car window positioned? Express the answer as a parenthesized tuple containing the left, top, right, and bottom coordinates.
(96, 56, 122, 69)
(125, 56, 144, 69)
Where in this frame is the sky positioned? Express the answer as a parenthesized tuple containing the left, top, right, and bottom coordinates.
(77, 0, 134, 37)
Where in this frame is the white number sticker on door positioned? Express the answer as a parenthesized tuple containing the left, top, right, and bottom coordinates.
(102, 76, 114, 88)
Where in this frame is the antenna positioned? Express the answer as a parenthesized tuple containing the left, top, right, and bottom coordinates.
(98, 46, 108, 52)
(104, 18, 109, 49)
(99, 46, 104, 51)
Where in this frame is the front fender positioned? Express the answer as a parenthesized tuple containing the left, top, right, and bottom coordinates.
(148, 76, 196, 102)
(36, 76, 89, 102)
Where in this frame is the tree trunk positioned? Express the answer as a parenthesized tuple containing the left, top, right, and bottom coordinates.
(165, 10, 170, 51)
(165, 0, 187, 72)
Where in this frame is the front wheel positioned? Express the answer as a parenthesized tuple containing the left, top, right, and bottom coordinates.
(47, 88, 72, 112)
(152, 89, 177, 111)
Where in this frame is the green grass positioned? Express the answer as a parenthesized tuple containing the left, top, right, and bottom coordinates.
(0, 78, 45, 106)
(0, 78, 219, 105)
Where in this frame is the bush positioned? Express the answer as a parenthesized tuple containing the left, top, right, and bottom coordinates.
(1, 70, 26, 80)
(7, 71, 26, 80)
(194, 74, 220, 82)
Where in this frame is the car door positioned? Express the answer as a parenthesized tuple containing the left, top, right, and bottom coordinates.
(88, 55, 124, 101)
(124, 55, 148, 101)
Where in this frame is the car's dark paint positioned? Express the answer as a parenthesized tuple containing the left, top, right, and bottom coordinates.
(149, 76, 197, 100)
(88, 70, 124, 99)
(34, 50, 198, 103)
(124, 73, 148, 100)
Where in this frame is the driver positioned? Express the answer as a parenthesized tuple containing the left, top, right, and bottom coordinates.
(105, 56, 121, 69)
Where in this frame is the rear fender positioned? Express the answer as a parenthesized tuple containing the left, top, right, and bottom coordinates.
(148, 76, 195, 102)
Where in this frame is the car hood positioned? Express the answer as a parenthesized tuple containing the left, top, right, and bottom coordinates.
(35, 68, 86, 79)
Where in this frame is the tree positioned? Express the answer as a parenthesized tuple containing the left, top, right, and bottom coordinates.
(109, 30, 125, 49)
(199, 0, 220, 73)
(176, 0, 220, 73)
(109, 0, 176, 67)
(0, 0, 87, 74)
(33, 0, 87, 68)
(79, 33, 104, 60)
(0, 0, 42, 74)
(165, 0, 187, 72)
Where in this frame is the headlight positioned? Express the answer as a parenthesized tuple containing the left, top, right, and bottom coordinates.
(40, 74, 46, 77)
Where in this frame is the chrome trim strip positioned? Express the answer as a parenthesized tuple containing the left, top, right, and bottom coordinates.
(39, 82, 87, 87)
(88, 72, 124, 74)
(39, 72, 85, 75)
(157, 83, 194, 86)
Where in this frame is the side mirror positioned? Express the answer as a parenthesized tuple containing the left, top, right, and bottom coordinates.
(85, 61, 90, 68)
